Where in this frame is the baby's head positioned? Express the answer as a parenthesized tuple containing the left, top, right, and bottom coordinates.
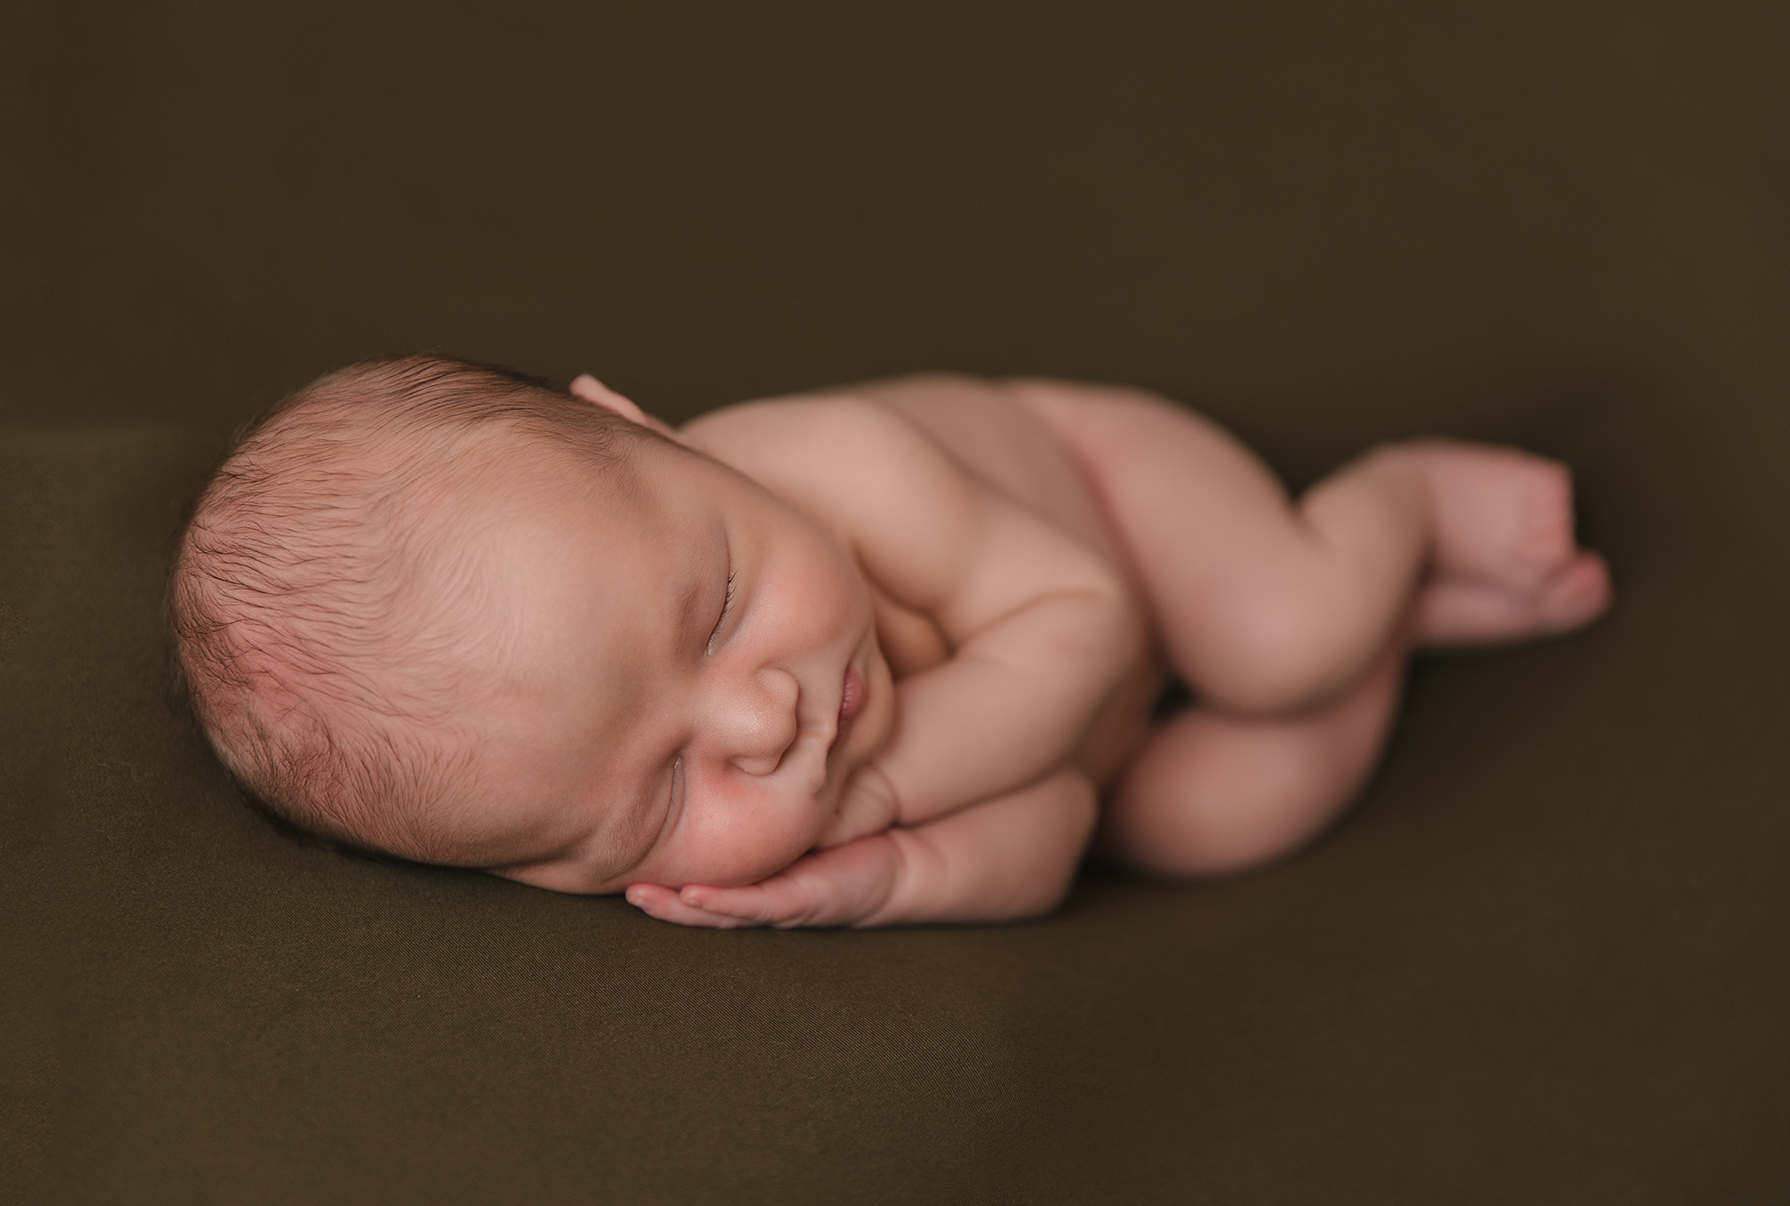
(169, 354, 890, 894)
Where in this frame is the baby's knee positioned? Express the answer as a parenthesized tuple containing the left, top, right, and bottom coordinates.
(1105, 722, 1355, 878)
(1178, 594, 1371, 716)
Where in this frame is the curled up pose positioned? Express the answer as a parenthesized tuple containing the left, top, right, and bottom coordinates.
(169, 356, 1611, 927)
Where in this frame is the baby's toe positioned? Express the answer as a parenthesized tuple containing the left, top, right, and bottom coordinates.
(1534, 551, 1614, 634)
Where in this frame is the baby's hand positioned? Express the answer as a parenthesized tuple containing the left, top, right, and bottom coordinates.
(625, 835, 902, 929)
(815, 763, 901, 849)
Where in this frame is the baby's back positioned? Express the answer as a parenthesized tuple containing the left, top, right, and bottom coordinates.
(835, 375, 1122, 557)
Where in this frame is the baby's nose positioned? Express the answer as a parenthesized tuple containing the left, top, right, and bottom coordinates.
(710, 668, 800, 776)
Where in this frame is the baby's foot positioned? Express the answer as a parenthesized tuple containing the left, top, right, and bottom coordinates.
(1413, 553, 1612, 646)
(1400, 438, 1611, 646)
(1404, 438, 1583, 592)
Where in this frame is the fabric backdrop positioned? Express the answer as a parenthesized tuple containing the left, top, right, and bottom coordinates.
(5, 1, 1786, 1202)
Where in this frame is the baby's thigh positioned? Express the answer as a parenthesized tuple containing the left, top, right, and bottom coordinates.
(1014, 379, 1358, 711)
(1009, 378, 1297, 564)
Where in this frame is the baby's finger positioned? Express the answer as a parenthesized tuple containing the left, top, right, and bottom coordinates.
(819, 764, 900, 848)
(679, 881, 813, 926)
(625, 883, 760, 928)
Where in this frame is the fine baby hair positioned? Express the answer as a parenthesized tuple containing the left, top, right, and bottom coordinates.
(168, 353, 640, 861)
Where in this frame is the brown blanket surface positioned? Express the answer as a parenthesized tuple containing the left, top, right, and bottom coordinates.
(6, 1, 1787, 1202)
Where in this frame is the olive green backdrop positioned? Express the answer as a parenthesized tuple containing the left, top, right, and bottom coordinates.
(5, 1, 1786, 1202)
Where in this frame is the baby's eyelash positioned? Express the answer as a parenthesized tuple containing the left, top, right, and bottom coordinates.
(707, 571, 736, 654)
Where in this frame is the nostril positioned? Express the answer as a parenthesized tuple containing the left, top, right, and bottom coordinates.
(731, 751, 784, 776)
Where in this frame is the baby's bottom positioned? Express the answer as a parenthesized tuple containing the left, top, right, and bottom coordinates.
(1015, 381, 1611, 876)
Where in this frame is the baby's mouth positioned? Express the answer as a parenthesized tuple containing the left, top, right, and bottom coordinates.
(832, 664, 866, 750)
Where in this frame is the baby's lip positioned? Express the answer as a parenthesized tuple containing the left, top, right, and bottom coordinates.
(831, 664, 866, 750)
(839, 664, 866, 721)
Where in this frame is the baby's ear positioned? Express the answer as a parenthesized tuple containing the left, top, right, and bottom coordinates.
(569, 374, 684, 442)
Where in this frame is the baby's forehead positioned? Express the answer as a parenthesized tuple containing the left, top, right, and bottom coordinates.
(466, 458, 700, 664)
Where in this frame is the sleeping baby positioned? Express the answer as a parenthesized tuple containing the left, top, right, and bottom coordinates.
(168, 354, 1611, 927)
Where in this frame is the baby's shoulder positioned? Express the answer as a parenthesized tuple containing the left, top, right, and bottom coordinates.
(680, 391, 969, 511)
(681, 389, 919, 456)
(682, 377, 1123, 573)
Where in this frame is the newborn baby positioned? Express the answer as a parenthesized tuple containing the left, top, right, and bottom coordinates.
(169, 354, 1611, 927)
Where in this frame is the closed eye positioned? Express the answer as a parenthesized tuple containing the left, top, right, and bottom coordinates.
(706, 570, 736, 655)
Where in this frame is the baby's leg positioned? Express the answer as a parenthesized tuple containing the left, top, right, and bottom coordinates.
(1102, 509, 1609, 877)
(1017, 382, 1610, 713)
(1098, 636, 1406, 876)
(1018, 380, 1610, 875)
(1020, 381, 1430, 713)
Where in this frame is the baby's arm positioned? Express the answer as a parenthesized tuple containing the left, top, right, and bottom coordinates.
(626, 767, 1097, 928)
(690, 397, 1141, 825)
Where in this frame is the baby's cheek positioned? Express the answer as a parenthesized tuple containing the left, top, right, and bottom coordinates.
(676, 787, 822, 886)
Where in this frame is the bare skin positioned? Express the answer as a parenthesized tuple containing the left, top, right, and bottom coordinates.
(474, 373, 1610, 926)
